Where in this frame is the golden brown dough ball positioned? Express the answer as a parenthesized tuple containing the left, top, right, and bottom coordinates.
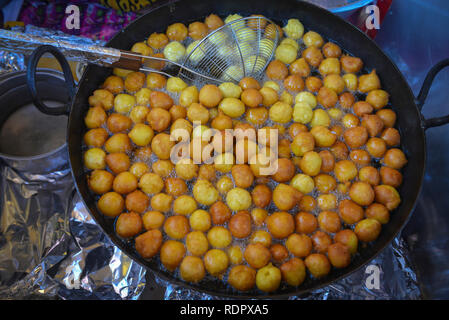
(349, 182, 375, 206)
(251, 184, 272, 208)
(150, 193, 173, 212)
(229, 211, 252, 239)
(204, 249, 229, 276)
(355, 218, 382, 242)
(124, 72, 145, 93)
(323, 74, 345, 94)
(300, 151, 322, 177)
(193, 179, 219, 206)
(339, 92, 355, 109)
(207, 226, 232, 248)
(327, 242, 351, 268)
(272, 158, 295, 183)
(344, 126, 369, 149)
(135, 229, 162, 259)
(305, 76, 323, 92)
(365, 138, 387, 158)
(146, 73, 167, 89)
(88, 89, 114, 111)
(342, 114, 360, 128)
(188, 21, 208, 40)
(317, 86, 338, 108)
(186, 231, 209, 256)
(330, 141, 349, 160)
(198, 164, 216, 181)
(151, 133, 175, 160)
(226, 187, 252, 211)
(168, 104, 186, 121)
(291, 132, 314, 157)
(150, 91, 173, 109)
(311, 126, 337, 147)
(376, 109, 397, 128)
(205, 14, 224, 30)
(160, 240, 186, 271)
(352, 101, 374, 117)
(84, 148, 106, 170)
(311, 230, 332, 253)
(107, 113, 132, 134)
(250, 230, 272, 248)
(187, 102, 210, 124)
(199, 84, 223, 108)
(209, 201, 231, 225)
(88, 169, 114, 194)
(228, 246, 244, 265)
(256, 263, 281, 292)
(374, 184, 401, 210)
(383, 148, 408, 169)
(340, 55, 363, 73)
(138, 172, 163, 195)
(270, 244, 289, 263)
(286, 233, 312, 258)
(84, 128, 109, 148)
(338, 199, 364, 225)
(366, 203, 391, 227)
(164, 215, 190, 239)
(273, 183, 301, 211)
(381, 128, 400, 147)
(180, 256, 205, 283)
(105, 133, 132, 154)
(318, 211, 341, 233)
(284, 74, 305, 93)
(189, 209, 211, 232)
(113, 172, 138, 194)
(380, 166, 402, 188)
(142, 210, 165, 230)
(116, 212, 143, 238)
(366, 89, 389, 110)
(289, 58, 310, 77)
(175, 158, 198, 180)
(305, 253, 331, 278)
(362, 114, 384, 137)
(166, 22, 188, 41)
(165, 177, 187, 196)
(147, 32, 169, 49)
(102, 75, 124, 94)
(244, 243, 271, 269)
(302, 46, 323, 68)
(303, 30, 324, 47)
(230, 164, 253, 189)
(289, 123, 308, 138)
(147, 107, 171, 132)
(85, 106, 107, 129)
(334, 229, 358, 254)
(266, 60, 289, 80)
(319, 57, 340, 76)
(228, 265, 256, 291)
(322, 42, 342, 58)
(358, 70, 381, 93)
(239, 77, 261, 90)
(241, 88, 263, 107)
(211, 113, 233, 130)
(266, 211, 295, 239)
(295, 211, 318, 234)
(98, 192, 124, 217)
(125, 190, 149, 214)
(246, 107, 268, 126)
(349, 149, 371, 166)
(152, 160, 174, 178)
(280, 258, 306, 286)
(319, 150, 335, 173)
(105, 153, 129, 175)
(358, 166, 380, 186)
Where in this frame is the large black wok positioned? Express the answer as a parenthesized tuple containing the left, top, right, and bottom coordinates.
(26, 0, 449, 298)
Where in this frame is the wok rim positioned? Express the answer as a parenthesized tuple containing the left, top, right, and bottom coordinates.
(67, 0, 427, 299)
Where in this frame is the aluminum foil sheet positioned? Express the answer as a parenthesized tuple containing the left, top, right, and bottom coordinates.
(0, 163, 146, 300)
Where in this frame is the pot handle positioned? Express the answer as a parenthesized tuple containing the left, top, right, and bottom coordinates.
(27, 45, 76, 116)
(417, 58, 449, 130)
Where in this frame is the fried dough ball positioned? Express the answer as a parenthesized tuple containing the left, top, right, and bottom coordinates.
(352, 102, 373, 118)
(186, 103, 209, 124)
(272, 158, 295, 183)
(374, 184, 401, 210)
(269, 244, 288, 263)
(250, 209, 267, 227)
(207, 226, 232, 248)
(227, 246, 243, 265)
(239, 77, 261, 90)
(256, 263, 281, 292)
(331, 141, 349, 160)
(172, 195, 197, 216)
(383, 148, 408, 169)
(338, 199, 364, 225)
(128, 123, 154, 147)
(84, 128, 109, 148)
(116, 212, 143, 238)
(365, 138, 386, 159)
(311, 126, 337, 147)
(311, 231, 332, 253)
(229, 211, 252, 239)
(349, 149, 371, 166)
(251, 185, 272, 208)
(125, 190, 149, 214)
(98, 192, 124, 217)
(160, 240, 186, 271)
(250, 230, 272, 248)
(142, 210, 165, 230)
(88, 169, 114, 194)
(289, 58, 310, 77)
(310, 108, 331, 127)
(84, 148, 106, 170)
(228, 265, 256, 291)
(358, 70, 381, 93)
(318, 211, 341, 233)
(349, 182, 375, 206)
(226, 187, 252, 211)
(300, 151, 322, 176)
(376, 108, 397, 128)
(269, 101, 293, 123)
(334, 229, 358, 254)
(317, 194, 337, 211)
(216, 176, 234, 195)
(245, 107, 268, 125)
(319, 57, 340, 76)
(327, 242, 351, 268)
(124, 72, 145, 93)
(89, 89, 114, 110)
(358, 166, 380, 186)
(135, 229, 162, 259)
(229, 164, 253, 188)
(114, 94, 136, 114)
(204, 249, 229, 276)
(322, 42, 342, 58)
(290, 174, 314, 194)
(180, 256, 205, 283)
(85, 106, 107, 129)
(342, 73, 357, 90)
(244, 243, 271, 269)
(150, 193, 173, 212)
(265, 23, 283, 39)
(146, 108, 171, 132)
(284, 74, 305, 93)
(179, 85, 199, 108)
(305, 253, 331, 278)
(185, 231, 208, 257)
(218, 98, 245, 118)
(362, 114, 384, 138)
(209, 201, 231, 225)
(138, 172, 164, 195)
(214, 152, 235, 173)
(280, 258, 306, 286)
(302, 46, 323, 67)
(366, 203, 390, 224)
(266, 211, 295, 239)
(316, 151, 334, 174)
(113, 172, 138, 194)
(381, 128, 400, 147)
(205, 14, 224, 30)
(164, 215, 189, 240)
(273, 183, 301, 211)
(165, 177, 188, 196)
(146, 74, 166, 90)
(317, 87, 338, 109)
(343, 126, 368, 149)
(147, 32, 169, 49)
(291, 132, 315, 157)
(241, 88, 263, 108)
(150, 91, 173, 110)
(130, 105, 150, 124)
(193, 179, 219, 206)
(151, 133, 175, 160)
(355, 218, 382, 242)
(340, 55, 363, 73)
(286, 233, 312, 258)
(166, 22, 188, 41)
(149, 160, 172, 178)
(366, 89, 389, 110)
(189, 209, 211, 232)
(342, 114, 360, 128)
(199, 84, 223, 108)
(102, 75, 124, 94)
(266, 60, 289, 80)
(305, 76, 323, 92)
(188, 21, 208, 40)
(380, 166, 402, 188)
(337, 93, 355, 111)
